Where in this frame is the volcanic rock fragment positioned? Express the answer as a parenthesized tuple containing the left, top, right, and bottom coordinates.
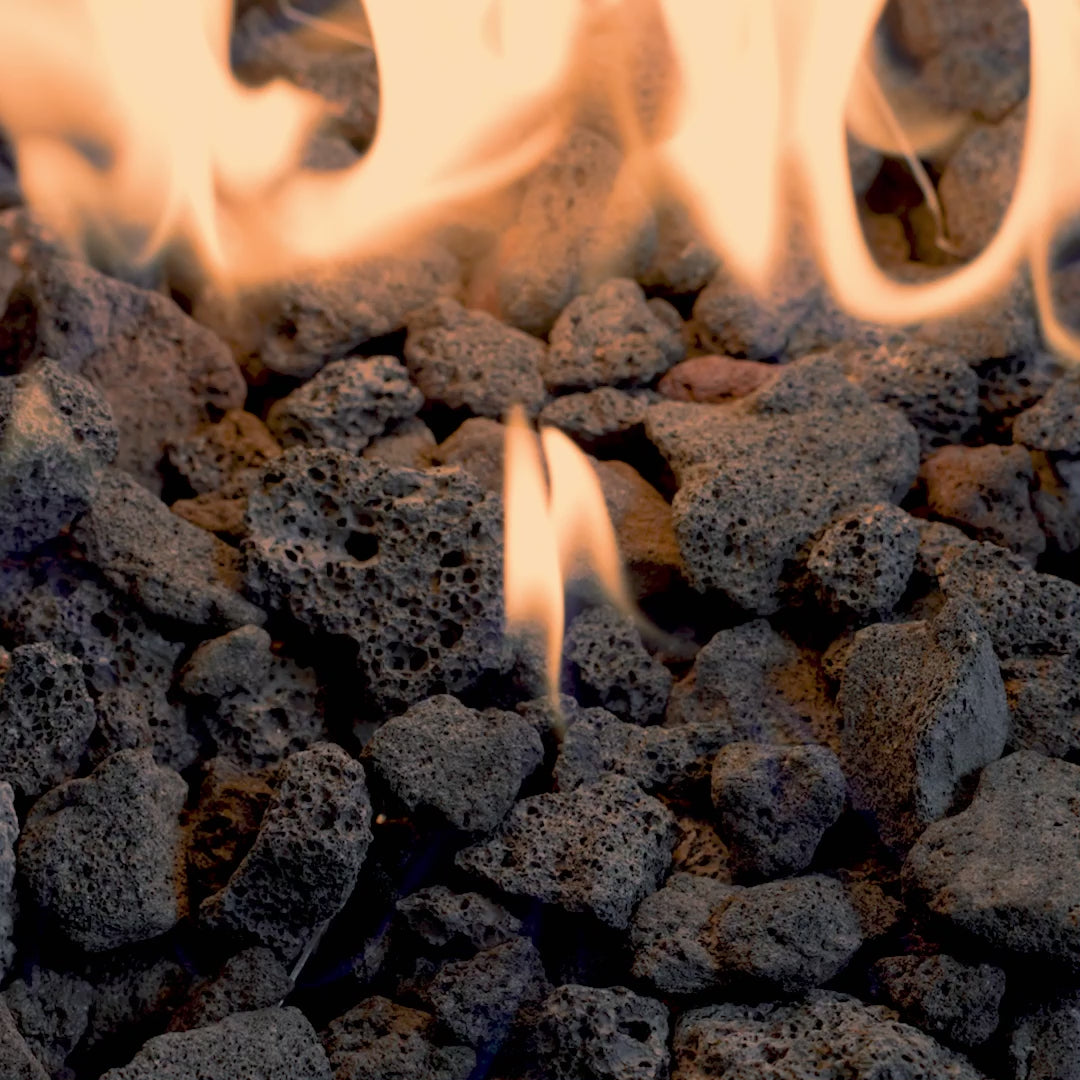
(636, 199, 720, 296)
(538, 387, 652, 452)
(1, 966, 93, 1075)
(17, 749, 187, 952)
(657, 354, 776, 403)
(1009, 990, 1080, 1080)
(430, 416, 504, 494)
(360, 416, 437, 470)
(0, 1002, 47, 1080)
(1029, 450, 1080, 556)
(396, 886, 523, 954)
(1013, 366, 1080, 454)
(0, 783, 14, 980)
(977, 352, 1061, 438)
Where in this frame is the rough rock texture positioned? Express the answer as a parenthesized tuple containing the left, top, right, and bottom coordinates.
(396, 886, 522, 954)
(710, 742, 846, 880)
(17, 749, 187, 952)
(457, 775, 676, 929)
(673, 991, 988, 1080)
(404, 298, 547, 417)
(807, 503, 920, 617)
(361, 416, 436, 470)
(539, 387, 652, 453)
(1030, 450, 1080, 556)
(267, 355, 423, 453)
(838, 598, 1010, 849)
(0, 783, 15, 980)
(542, 278, 684, 392)
(244, 450, 504, 711)
(2, 966, 93, 1074)
(870, 953, 1005, 1049)
(1010, 990, 1080, 1080)
(0, 1002, 48, 1080)
(1013, 367, 1080, 455)
(903, 751, 1080, 970)
(0, 360, 117, 554)
(166, 408, 281, 497)
(977, 352, 1061, 438)
(99, 1007, 331, 1080)
(322, 996, 475, 1080)
(648, 356, 919, 613)
(637, 200, 720, 296)
(361, 694, 543, 833)
(201, 743, 372, 960)
(526, 984, 670, 1080)
(0, 642, 96, 799)
(429, 416, 504, 494)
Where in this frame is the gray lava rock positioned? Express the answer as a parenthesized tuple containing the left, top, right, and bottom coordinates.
(1030, 451, 1080, 556)
(457, 775, 676, 929)
(1010, 990, 1080, 1080)
(201, 743, 373, 960)
(244, 450, 504, 711)
(166, 408, 281, 497)
(657, 355, 777, 403)
(648, 355, 919, 613)
(361, 416, 436, 470)
(0, 1002, 47, 1080)
(396, 886, 522, 954)
(923, 444, 1044, 560)
(630, 873, 739, 995)
(404, 298, 547, 417)
(539, 387, 652, 453)
(0, 361, 117, 555)
(99, 1006, 331, 1080)
(673, 991, 988, 1080)
(563, 606, 672, 724)
(362, 695, 542, 833)
(322, 996, 475, 1080)
(267, 355, 423, 453)
(977, 352, 1061, 438)
(0, 642, 96, 799)
(0, 783, 15, 980)
(526, 984, 669, 1080)
(807, 503, 920, 617)
(2, 966, 93, 1074)
(870, 954, 1005, 1049)
(903, 751, 1080, 969)
(1000, 647, 1080, 759)
(430, 416, 504, 494)
(838, 598, 1010, 850)
(1013, 367, 1080, 455)
(542, 278, 684, 392)
(18, 749, 186, 952)
(710, 742, 846, 881)
(73, 469, 265, 631)
(637, 200, 720, 296)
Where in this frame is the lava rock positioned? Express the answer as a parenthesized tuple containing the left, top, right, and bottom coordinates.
(166, 408, 281, 497)
(267, 355, 423, 453)
(2, 966, 93, 1074)
(73, 469, 265, 631)
(0, 360, 117, 555)
(838, 598, 1010, 849)
(322, 996, 475, 1080)
(18, 749, 187, 952)
(563, 605, 672, 724)
(0, 783, 15, 980)
(922, 443, 1044, 561)
(99, 1006, 331, 1080)
(542, 278, 684, 392)
(673, 991, 988, 1080)
(710, 742, 846, 881)
(396, 886, 523, 954)
(807, 503, 920, 617)
(361, 416, 437, 470)
(657, 355, 777, 403)
(1030, 450, 1080, 555)
(1013, 366, 1080, 455)
(630, 873, 739, 995)
(870, 953, 1005, 1049)
(430, 416, 504, 494)
(361, 694, 543, 834)
(1009, 990, 1080, 1080)
(0, 642, 96, 799)
(669, 816, 733, 881)
(457, 775, 676, 929)
(244, 450, 504, 711)
(1000, 647, 1080, 759)
(903, 751, 1080, 969)
(539, 387, 652, 453)
(0, 1002, 48, 1080)
(525, 983, 669, 1080)
(201, 743, 373, 960)
(636, 199, 720, 296)
(976, 352, 1061, 438)
(648, 355, 919, 613)
(404, 298, 547, 417)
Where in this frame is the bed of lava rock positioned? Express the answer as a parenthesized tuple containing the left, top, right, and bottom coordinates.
(1, 3, 1079, 1079)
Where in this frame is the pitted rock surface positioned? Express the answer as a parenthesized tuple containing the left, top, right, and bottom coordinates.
(1013, 367, 1080, 455)
(539, 387, 652, 452)
(0, 783, 15, 980)
(2, 966, 94, 1074)
(244, 449, 504, 711)
(1009, 990, 1080, 1080)
(396, 886, 523, 954)
(0, 1001, 47, 1080)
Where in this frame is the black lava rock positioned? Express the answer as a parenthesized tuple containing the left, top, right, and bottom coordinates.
(395, 885, 523, 954)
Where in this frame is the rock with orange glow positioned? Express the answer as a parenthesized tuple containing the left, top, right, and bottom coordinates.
(430, 417, 504, 494)
(361, 417, 437, 470)
(539, 387, 653, 453)
(637, 201, 720, 298)
(657, 355, 777, 403)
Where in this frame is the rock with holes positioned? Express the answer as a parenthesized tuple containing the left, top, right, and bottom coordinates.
(1000, 647, 1080, 759)
(166, 408, 282, 497)
(362, 695, 542, 834)
(0, 360, 117, 555)
(977, 352, 1061, 439)
(525, 984, 670, 1080)
(542, 278, 684, 392)
(539, 387, 653, 453)
(807, 503, 920, 617)
(1030, 451, 1080, 556)
(1, 966, 93, 1075)
(1009, 990, 1080, 1080)
(201, 743, 372, 961)
(0, 1001, 47, 1080)
(244, 449, 504, 712)
(673, 991, 988, 1080)
(267, 355, 423, 453)
(457, 775, 676, 929)
(18, 749, 187, 952)
(0, 783, 15, 980)
(404, 298, 547, 417)
(922, 443, 1044, 561)
(0, 642, 96, 799)
(1013, 367, 1080, 455)
(396, 886, 522, 954)
(710, 742, 846, 881)
(838, 598, 1010, 850)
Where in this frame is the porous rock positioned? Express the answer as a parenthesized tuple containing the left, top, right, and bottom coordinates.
(457, 775, 676, 929)
(637, 199, 720, 296)
(0, 1001, 48, 1080)
(166, 408, 281, 497)
(99, 1006, 331, 1080)
(838, 598, 1010, 849)
(244, 450, 504, 711)
(0, 360, 117, 555)
(396, 885, 522, 954)
(361, 694, 543, 834)
(1, 966, 93, 1074)
(361, 416, 437, 470)
(903, 751, 1080, 969)
(1030, 450, 1080, 555)
(538, 387, 652, 452)
(0, 642, 96, 799)
(657, 355, 776, 403)
(526, 983, 669, 1080)
(1000, 647, 1080, 759)
(1009, 990, 1080, 1080)
(0, 783, 15, 980)
(429, 416, 504, 494)
(17, 749, 187, 952)
(710, 742, 846, 881)
(1013, 366, 1080, 455)
(201, 743, 373, 960)
(267, 355, 423, 453)
(977, 352, 1061, 438)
